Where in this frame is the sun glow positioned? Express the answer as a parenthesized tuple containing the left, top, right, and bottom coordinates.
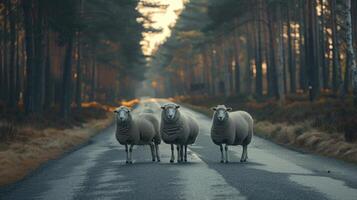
(138, 0, 188, 56)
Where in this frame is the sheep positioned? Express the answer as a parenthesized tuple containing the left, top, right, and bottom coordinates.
(114, 106, 161, 164)
(210, 105, 253, 163)
(160, 103, 199, 163)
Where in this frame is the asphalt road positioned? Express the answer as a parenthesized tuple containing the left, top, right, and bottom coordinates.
(1, 98, 357, 200)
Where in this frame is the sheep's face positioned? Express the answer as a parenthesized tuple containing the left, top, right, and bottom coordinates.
(161, 104, 180, 121)
(114, 107, 131, 123)
(211, 105, 232, 122)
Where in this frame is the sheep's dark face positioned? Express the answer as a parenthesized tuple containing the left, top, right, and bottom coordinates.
(161, 104, 180, 121)
(114, 107, 131, 123)
(211, 105, 232, 122)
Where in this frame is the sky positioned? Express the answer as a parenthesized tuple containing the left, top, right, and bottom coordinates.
(138, 0, 188, 56)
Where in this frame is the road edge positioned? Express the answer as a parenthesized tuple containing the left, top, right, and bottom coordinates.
(0, 113, 114, 187)
(176, 101, 357, 165)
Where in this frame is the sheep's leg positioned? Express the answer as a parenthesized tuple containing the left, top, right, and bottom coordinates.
(176, 145, 181, 163)
(129, 144, 134, 164)
(184, 145, 187, 162)
(125, 144, 129, 164)
(155, 144, 160, 162)
(219, 144, 224, 163)
(170, 144, 175, 163)
(245, 145, 248, 161)
(225, 144, 229, 163)
(180, 145, 183, 162)
(150, 143, 155, 162)
(241, 145, 248, 162)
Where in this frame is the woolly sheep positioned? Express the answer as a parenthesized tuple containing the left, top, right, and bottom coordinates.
(210, 105, 253, 163)
(114, 106, 161, 164)
(160, 103, 199, 163)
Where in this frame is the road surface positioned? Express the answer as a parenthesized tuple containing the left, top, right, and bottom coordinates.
(1, 98, 357, 200)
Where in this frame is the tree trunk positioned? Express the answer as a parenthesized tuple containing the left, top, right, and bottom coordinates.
(312, 0, 320, 99)
(255, 2, 263, 97)
(211, 44, 218, 95)
(267, 7, 278, 97)
(299, 0, 307, 91)
(282, 27, 288, 94)
(76, 32, 82, 107)
(306, 0, 319, 101)
(90, 50, 96, 101)
(287, 7, 297, 93)
(246, 29, 253, 96)
(0, 26, 3, 102)
(15, 5, 21, 104)
(343, 54, 350, 95)
(8, 0, 16, 108)
(33, 1, 45, 113)
(61, 38, 74, 120)
(22, 0, 35, 113)
(320, 0, 328, 90)
(3, 0, 9, 104)
(275, 3, 285, 103)
(232, 23, 241, 95)
(331, 0, 342, 95)
(44, 30, 52, 109)
(76, 0, 82, 107)
(344, 0, 357, 105)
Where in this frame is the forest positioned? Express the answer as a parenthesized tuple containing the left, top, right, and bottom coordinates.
(1, 0, 357, 193)
(151, 0, 357, 106)
(0, 0, 146, 120)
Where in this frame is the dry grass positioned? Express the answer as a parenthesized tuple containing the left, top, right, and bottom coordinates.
(255, 121, 357, 163)
(177, 95, 357, 142)
(0, 113, 113, 186)
(178, 97, 357, 164)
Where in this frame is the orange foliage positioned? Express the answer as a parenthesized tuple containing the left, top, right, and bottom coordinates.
(120, 98, 140, 108)
(81, 101, 116, 112)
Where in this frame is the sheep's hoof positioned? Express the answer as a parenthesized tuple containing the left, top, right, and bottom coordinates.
(126, 161, 129, 164)
(240, 159, 244, 163)
(220, 160, 224, 163)
(170, 160, 174, 163)
(225, 160, 229, 163)
(129, 161, 133, 164)
(152, 159, 156, 162)
(184, 159, 187, 162)
(157, 159, 161, 162)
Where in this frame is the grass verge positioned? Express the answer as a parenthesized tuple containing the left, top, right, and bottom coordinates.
(0, 103, 114, 186)
(176, 96, 357, 164)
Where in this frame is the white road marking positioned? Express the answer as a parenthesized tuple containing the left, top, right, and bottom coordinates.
(179, 149, 247, 200)
(163, 98, 357, 200)
(123, 98, 357, 200)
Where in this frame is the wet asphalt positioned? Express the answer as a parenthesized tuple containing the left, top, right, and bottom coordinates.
(0, 98, 357, 200)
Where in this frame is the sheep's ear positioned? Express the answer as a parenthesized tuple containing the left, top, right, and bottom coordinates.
(113, 110, 118, 113)
(161, 106, 165, 109)
(211, 107, 217, 111)
(226, 107, 232, 112)
(175, 105, 180, 109)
